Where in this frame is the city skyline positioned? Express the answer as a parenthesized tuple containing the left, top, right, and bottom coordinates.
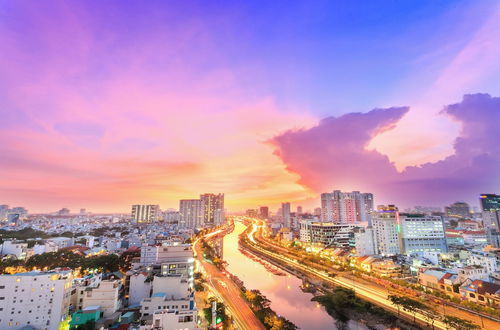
(2, 1, 500, 212)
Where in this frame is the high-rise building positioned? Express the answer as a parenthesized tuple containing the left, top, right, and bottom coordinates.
(400, 214, 447, 255)
(259, 206, 269, 219)
(57, 207, 70, 215)
(480, 194, 500, 247)
(200, 193, 225, 226)
(7, 213, 19, 226)
(0, 205, 9, 222)
(281, 202, 291, 228)
(372, 205, 401, 256)
(246, 209, 258, 217)
(179, 199, 202, 229)
(131, 205, 160, 223)
(163, 210, 180, 224)
(0, 270, 73, 330)
(297, 206, 303, 214)
(321, 190, 374, 223)
(445, 202, 470, 218)
(10, 207, 28, 220)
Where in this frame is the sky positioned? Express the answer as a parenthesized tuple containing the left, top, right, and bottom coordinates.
(1, 0, 500, 212)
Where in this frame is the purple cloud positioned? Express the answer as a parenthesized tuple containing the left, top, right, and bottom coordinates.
(272, 93, 500, 207)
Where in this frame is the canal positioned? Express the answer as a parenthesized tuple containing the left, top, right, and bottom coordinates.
(223, 222, 367, 330)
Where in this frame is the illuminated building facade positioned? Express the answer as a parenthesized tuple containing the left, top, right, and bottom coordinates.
(400, 214, 447, 255)
(131, 204, 160, 223)
(372, 205, 401, 256)
(321, 190, 374, 223)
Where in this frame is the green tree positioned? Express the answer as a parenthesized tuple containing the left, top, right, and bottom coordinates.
(388, 295, 403, 316)
(443, 315, 480, 330)
(117, 249, 140, 272)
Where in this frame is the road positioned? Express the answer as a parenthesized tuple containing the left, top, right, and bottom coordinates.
(244, 219, 499, 330)
(193, 227, 266, 330)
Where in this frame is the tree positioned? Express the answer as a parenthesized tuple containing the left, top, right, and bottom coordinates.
(421, 308, 440, 329)
(388, 295, 403, 316)
(388, 295, 431, 324)
(117, 249, 140, 272)
(443, 316, 480, 330)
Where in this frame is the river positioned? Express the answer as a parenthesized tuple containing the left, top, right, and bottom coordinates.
(223, 222, 368, 330)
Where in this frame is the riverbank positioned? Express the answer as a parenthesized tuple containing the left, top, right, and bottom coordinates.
(238, 223, 425, 330)
(223, 222, 339, 330)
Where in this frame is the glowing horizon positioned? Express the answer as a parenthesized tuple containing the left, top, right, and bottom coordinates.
(1, 1, 500, 212)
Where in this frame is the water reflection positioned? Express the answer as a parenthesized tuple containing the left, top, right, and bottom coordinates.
(223, 222, 338, 330)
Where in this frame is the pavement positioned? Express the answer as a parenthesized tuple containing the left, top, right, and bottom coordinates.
(193, 228, 266, 330)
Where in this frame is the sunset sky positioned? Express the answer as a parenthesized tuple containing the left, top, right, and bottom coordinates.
(1, 0, 500, 212)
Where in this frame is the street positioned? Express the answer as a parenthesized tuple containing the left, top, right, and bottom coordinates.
(193, 228, 266, 330)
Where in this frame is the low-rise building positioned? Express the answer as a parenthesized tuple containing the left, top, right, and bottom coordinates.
(467, 250, 498, 274)
(353, 227, 376, 256)
(81, 280, 121, 317)
(457, 265, 490, 282)
(139, 274, 197, 329)
(141, 309, 197, 330)
(419, 269, 448, 291)
(459, 280, 500, 307)
(0, 240, 29, 259)
(69, 306, 102, 327)
(299, 221, 359, 248)
(371, 259, 403, 278)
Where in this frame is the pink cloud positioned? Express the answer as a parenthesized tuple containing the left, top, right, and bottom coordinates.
(272, 93, 500, 207)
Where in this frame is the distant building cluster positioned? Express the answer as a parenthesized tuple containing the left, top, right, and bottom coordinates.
(130, 193, 225, 231)
(0, 200, 207, 329)
(244, 189, 500, 311)
(0, 205, 28, 226)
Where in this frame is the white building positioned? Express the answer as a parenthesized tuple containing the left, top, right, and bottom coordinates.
(354, 227, 376, 256)
(72, 273, 103, 310)
(143, 309, 198, 330)
(0, 270, 72, 330)
(140, 244, 193, 267)
(467, 251, 498, 274)
(33, 241, 59, 255)
(137, 258, 197, 329)
(128, 271, 151, 306)
(457, 266, 490, 282)
(400, 214, 447, 255)
(0, 240, 29, 259)
(80, 280, 121, 317)
(299, 220, 360, 247)
(372, 205, 401, 256)
(45, 237, 73, 249)
(140, 275, 196, 328)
